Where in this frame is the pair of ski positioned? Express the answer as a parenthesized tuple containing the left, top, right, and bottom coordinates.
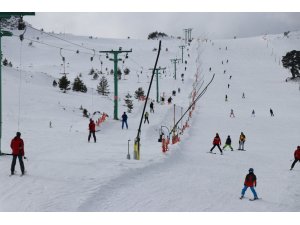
(9, 171, 26, 177)
(207, 152, 222, 155)
(240, 196, 261, 201)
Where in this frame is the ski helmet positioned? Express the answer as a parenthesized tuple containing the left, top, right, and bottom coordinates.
(249, 168, 254, 172)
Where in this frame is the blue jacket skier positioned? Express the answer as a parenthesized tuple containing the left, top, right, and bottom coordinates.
(121, 112, 128, 129)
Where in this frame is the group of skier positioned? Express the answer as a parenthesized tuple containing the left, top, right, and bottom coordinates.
(209, 132, 246, 154)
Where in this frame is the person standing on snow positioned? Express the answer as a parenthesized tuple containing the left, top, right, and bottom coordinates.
(230, 109, 235, 118)
(238, 132, 246, 150)
(223, 135, 233, 151)
(240, 168, 259, 200)
(10, 132, 25, 175)
(270, 108, 274, 116)
(144, 111, 150, 124)
(88, 119, 96, 143)
(210, 133, 223, 154)
(225, 94, 228, 101)
(121, 112, 128, 129)
(290, 146, 300, 170)
(251, 109, 255, 117)
(150, 101, 154, 113)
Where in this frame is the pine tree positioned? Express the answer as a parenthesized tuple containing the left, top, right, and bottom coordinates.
(282, 50, 300, 79)
(58, 75, 71, 93)
(124, 93, 133, 113)
(93, 72, 99, 80)
(72, 76, 87, 93)
(97, 76, 110, 96)
(135, 87, 145, 99)
(2, 58, 8, 66)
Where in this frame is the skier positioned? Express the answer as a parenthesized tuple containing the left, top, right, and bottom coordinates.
(290, 146, 300, 170)
(150, 101, 154, 113)
(238, 132, 246, 150)
(121, 112, 128, 129)
(225, 94, 228, 101)
(161, 96, 165, 104)
(228, 84, 230, 89)
(10, 132, 25, 175)
(222, 61, 223, 64)
(167, 97, 172, 104)
(223, 135, 234, 151)
(240, 168, 259, 200)
(49, 121, 52, 128)
(210, 133, 223, 154)
(251, 109, 255, 117)
(270, 108, 274, 116)
(242, 92, 245, 98)
(144, 111, 149, 124)
(230, 109, 235, 118)
(224, 70, 226, 74)
(88, 119, 96, 143)
(209, 67, 211, 72)
(226, 59, 229, 63)
(229, 75, 232, 79)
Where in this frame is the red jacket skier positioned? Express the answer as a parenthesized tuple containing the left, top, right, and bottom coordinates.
(210, 133, 223, 154)
(294, 146, 300, 159)
(213, 134, 221, 145)
(89, 119, 96, 132)
(290, 146, 300, 170)
(10, 132, 25, 175)
(11, 133, 24, 156)
(240, 168, 258, 200)
(88, 119, 96, 143)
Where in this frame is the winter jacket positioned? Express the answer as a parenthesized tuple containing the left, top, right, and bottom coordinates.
(145, 112, 149, 118)
(239, 134, 246, 142)
(244, 173, 257, 187)
(122, 113, 128, 121)
(213, 136, 221, 145)
(89, 121, 96, 132)
(150, 102, 154, 108)
(225, 137, 231, 145)
(10, 137, 24, 156)
(294, 148, 300, 160)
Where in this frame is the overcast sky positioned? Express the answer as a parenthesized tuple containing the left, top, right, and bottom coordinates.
(24, 12, 300, 40)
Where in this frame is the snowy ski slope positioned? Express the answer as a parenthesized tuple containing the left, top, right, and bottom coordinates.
(0, 27, 299, 211)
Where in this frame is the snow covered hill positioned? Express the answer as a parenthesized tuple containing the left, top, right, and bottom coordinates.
(0, 27, 299, 211)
